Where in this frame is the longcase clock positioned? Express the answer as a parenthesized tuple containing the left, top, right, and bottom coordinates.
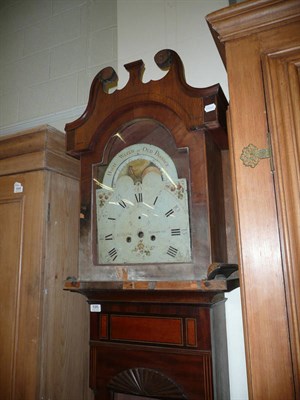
(65, 49, 238, 400)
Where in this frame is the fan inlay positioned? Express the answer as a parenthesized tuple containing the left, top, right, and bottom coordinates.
(108, 368, 187, 399)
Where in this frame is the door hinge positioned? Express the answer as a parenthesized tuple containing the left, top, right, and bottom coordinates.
(240, 131, 274, 172)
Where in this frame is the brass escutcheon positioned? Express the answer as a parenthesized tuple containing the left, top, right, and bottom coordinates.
(240, 143, 271, 168)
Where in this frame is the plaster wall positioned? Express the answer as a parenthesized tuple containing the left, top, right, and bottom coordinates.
(0, 0, 117, 134)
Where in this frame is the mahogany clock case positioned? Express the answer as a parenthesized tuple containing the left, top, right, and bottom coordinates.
(64, 49, 237, 400)
(65, 49, 231, 285)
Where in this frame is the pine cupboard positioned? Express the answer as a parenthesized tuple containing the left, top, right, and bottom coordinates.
(207, 0, 300, 398)
(0, 126, 91, 399)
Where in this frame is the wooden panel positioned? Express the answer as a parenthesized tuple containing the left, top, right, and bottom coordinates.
(110, 315, 183, 345)
(186, 318, 197, 347)
(40, 171, 90, 400)
(0, 172, 45, 400)
(91, 343, 213, 400)
(0, 151, 45, 177)
(100, 314, 108, 339)
(90, 301, 213, 350)
(0, 198, 23, 399)
(221, 150, 238, 264)
(262, 47, 300, 396)
(225, 35, 294, 400)
(206, 133, 227, 263)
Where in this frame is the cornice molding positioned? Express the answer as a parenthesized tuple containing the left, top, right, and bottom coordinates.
(206, 0, 300, 65)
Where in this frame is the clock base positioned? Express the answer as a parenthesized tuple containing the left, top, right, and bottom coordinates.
(80, 289, 230, 399)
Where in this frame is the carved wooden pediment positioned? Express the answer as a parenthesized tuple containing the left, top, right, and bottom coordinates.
(65, 49, 228, 157)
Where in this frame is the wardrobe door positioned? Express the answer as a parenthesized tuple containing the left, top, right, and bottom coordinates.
(40, 171, 91, 400)
(206, 2, 300, 397)
(0, 172, 45, 400)
(262, 47, 300, 395)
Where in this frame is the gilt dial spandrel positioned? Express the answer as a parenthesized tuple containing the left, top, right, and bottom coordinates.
(95, 144, 192, 265)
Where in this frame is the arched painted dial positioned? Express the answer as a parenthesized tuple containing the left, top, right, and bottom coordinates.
(95, 144, 191, 264)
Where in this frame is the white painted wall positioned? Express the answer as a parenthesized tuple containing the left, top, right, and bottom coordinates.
(0, 0, 248, 398)
(117, 0, 228, 93)
(0, 0, 117, 135)
(117, 2, 248, 399)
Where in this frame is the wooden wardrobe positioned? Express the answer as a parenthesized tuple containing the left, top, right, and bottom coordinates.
(0, 126, 91, 400)
(207, 0, 300, 398)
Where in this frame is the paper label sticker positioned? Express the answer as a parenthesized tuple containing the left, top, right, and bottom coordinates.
(90, 304, 101, 312)
(14, 182, 23, 193)
(204, 103, 216, 113)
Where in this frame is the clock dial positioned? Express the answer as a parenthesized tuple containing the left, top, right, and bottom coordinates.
(95, 146, 192, 265)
